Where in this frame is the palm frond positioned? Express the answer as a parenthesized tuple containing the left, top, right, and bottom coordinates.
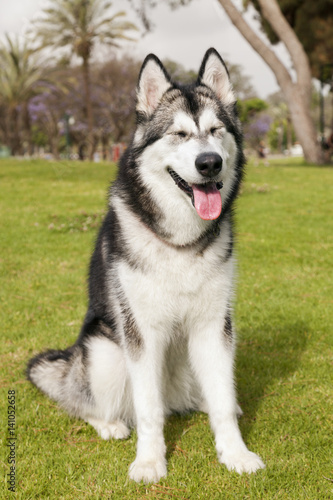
(0, 34, 63, 105)
(29, 0, 138, 61)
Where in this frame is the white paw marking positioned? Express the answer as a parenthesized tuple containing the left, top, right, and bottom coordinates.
(129, 458, 167, 484)
(220, 450, 265, 474)
(88, 418, 130, 440)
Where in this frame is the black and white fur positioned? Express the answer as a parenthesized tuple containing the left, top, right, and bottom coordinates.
(27, 48, 265, 483)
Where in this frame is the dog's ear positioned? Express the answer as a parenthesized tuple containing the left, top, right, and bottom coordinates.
(198, 48, 235, 105)
(137, 54, 172, 116)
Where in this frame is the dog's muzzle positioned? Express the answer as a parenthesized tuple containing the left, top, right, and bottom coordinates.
(168, 153, 224, 221)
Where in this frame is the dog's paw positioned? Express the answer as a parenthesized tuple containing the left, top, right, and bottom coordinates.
(220, 450, 265, 474)
(88, 418, 130, 440)
(129, 458, 167, 484)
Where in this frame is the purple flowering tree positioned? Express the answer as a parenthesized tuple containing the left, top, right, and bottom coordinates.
(29, 87, 64, 157)
(30, 0, 137, 160)
(0, 35, 55, 155)
(244, 114, 272, 153)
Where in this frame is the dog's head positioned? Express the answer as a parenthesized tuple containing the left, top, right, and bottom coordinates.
(120, 49, 244, 245)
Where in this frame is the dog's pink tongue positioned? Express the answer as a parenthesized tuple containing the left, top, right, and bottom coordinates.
(192, 184, 222, 220)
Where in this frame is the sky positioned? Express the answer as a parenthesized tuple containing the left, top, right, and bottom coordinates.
(0, 0, 293, 98)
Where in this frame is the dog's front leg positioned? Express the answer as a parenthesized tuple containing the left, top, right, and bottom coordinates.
(189, 319, 265, 474)
(127, 336, 167, 484)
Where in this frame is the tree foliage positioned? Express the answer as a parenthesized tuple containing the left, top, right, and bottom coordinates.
(30, 0, 137, 158)
(127, 0, 329, 162)
(247, 0, 333, 79)
(27, 56, 141, 158)
(31, 0, 137, 60)
(244, 114, 271, 151)
(129, 0, 333, 81)
(0, 35, 54, 154)
(237, 97, 268, 123)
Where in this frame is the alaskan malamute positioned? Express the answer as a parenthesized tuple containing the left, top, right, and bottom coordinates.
(27, 48, 265, 483)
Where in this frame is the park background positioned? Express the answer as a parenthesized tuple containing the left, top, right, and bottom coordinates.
(1, 1, 332, 498)
(0, 0, 332, 161)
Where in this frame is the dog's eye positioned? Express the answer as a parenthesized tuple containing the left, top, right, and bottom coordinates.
(210, 127, 219, 135)
(174, 131, 187, 138)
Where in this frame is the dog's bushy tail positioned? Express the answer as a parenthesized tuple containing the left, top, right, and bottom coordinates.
(27, 348, 74, 403)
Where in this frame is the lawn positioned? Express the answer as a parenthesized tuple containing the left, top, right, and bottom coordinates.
(1, 157, 332, 499)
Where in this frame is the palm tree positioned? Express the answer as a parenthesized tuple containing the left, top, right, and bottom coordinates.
(0, 35, 51, 155)
(31, 0, 137, 159)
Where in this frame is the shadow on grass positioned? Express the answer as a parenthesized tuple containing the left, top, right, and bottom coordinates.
(163, 321, 308, 459)
(236, 320, 308, 439)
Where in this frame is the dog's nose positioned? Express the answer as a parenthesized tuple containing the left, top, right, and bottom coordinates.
(195, 152, 222, 178)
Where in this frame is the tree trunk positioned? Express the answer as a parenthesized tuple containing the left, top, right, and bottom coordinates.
(22, 101, 34, 156)
(282, 82, 319, 163)
(101, 134, 109, 160)
(217, 0, 321, 163)
(49, 130, 60, 159)
(286, 115, 292, 152)
(9, 106, 21, 156)
(82, 56, 94, 161)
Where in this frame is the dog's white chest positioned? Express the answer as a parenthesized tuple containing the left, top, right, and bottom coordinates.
(116, 228, 232, 330)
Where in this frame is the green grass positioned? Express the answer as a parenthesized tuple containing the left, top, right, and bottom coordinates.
(1, 157, 332, 499)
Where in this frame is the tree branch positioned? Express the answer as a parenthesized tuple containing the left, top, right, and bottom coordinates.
(216, 0, 293, 92)
(256, 0, 312, 96)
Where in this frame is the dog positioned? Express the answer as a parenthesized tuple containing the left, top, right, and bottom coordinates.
(27, 48, 265, 483)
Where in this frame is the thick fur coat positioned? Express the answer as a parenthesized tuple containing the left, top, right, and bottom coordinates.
(27, 48, 265, 483)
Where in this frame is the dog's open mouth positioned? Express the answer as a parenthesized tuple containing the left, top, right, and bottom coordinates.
(168, 168, 223, 221)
